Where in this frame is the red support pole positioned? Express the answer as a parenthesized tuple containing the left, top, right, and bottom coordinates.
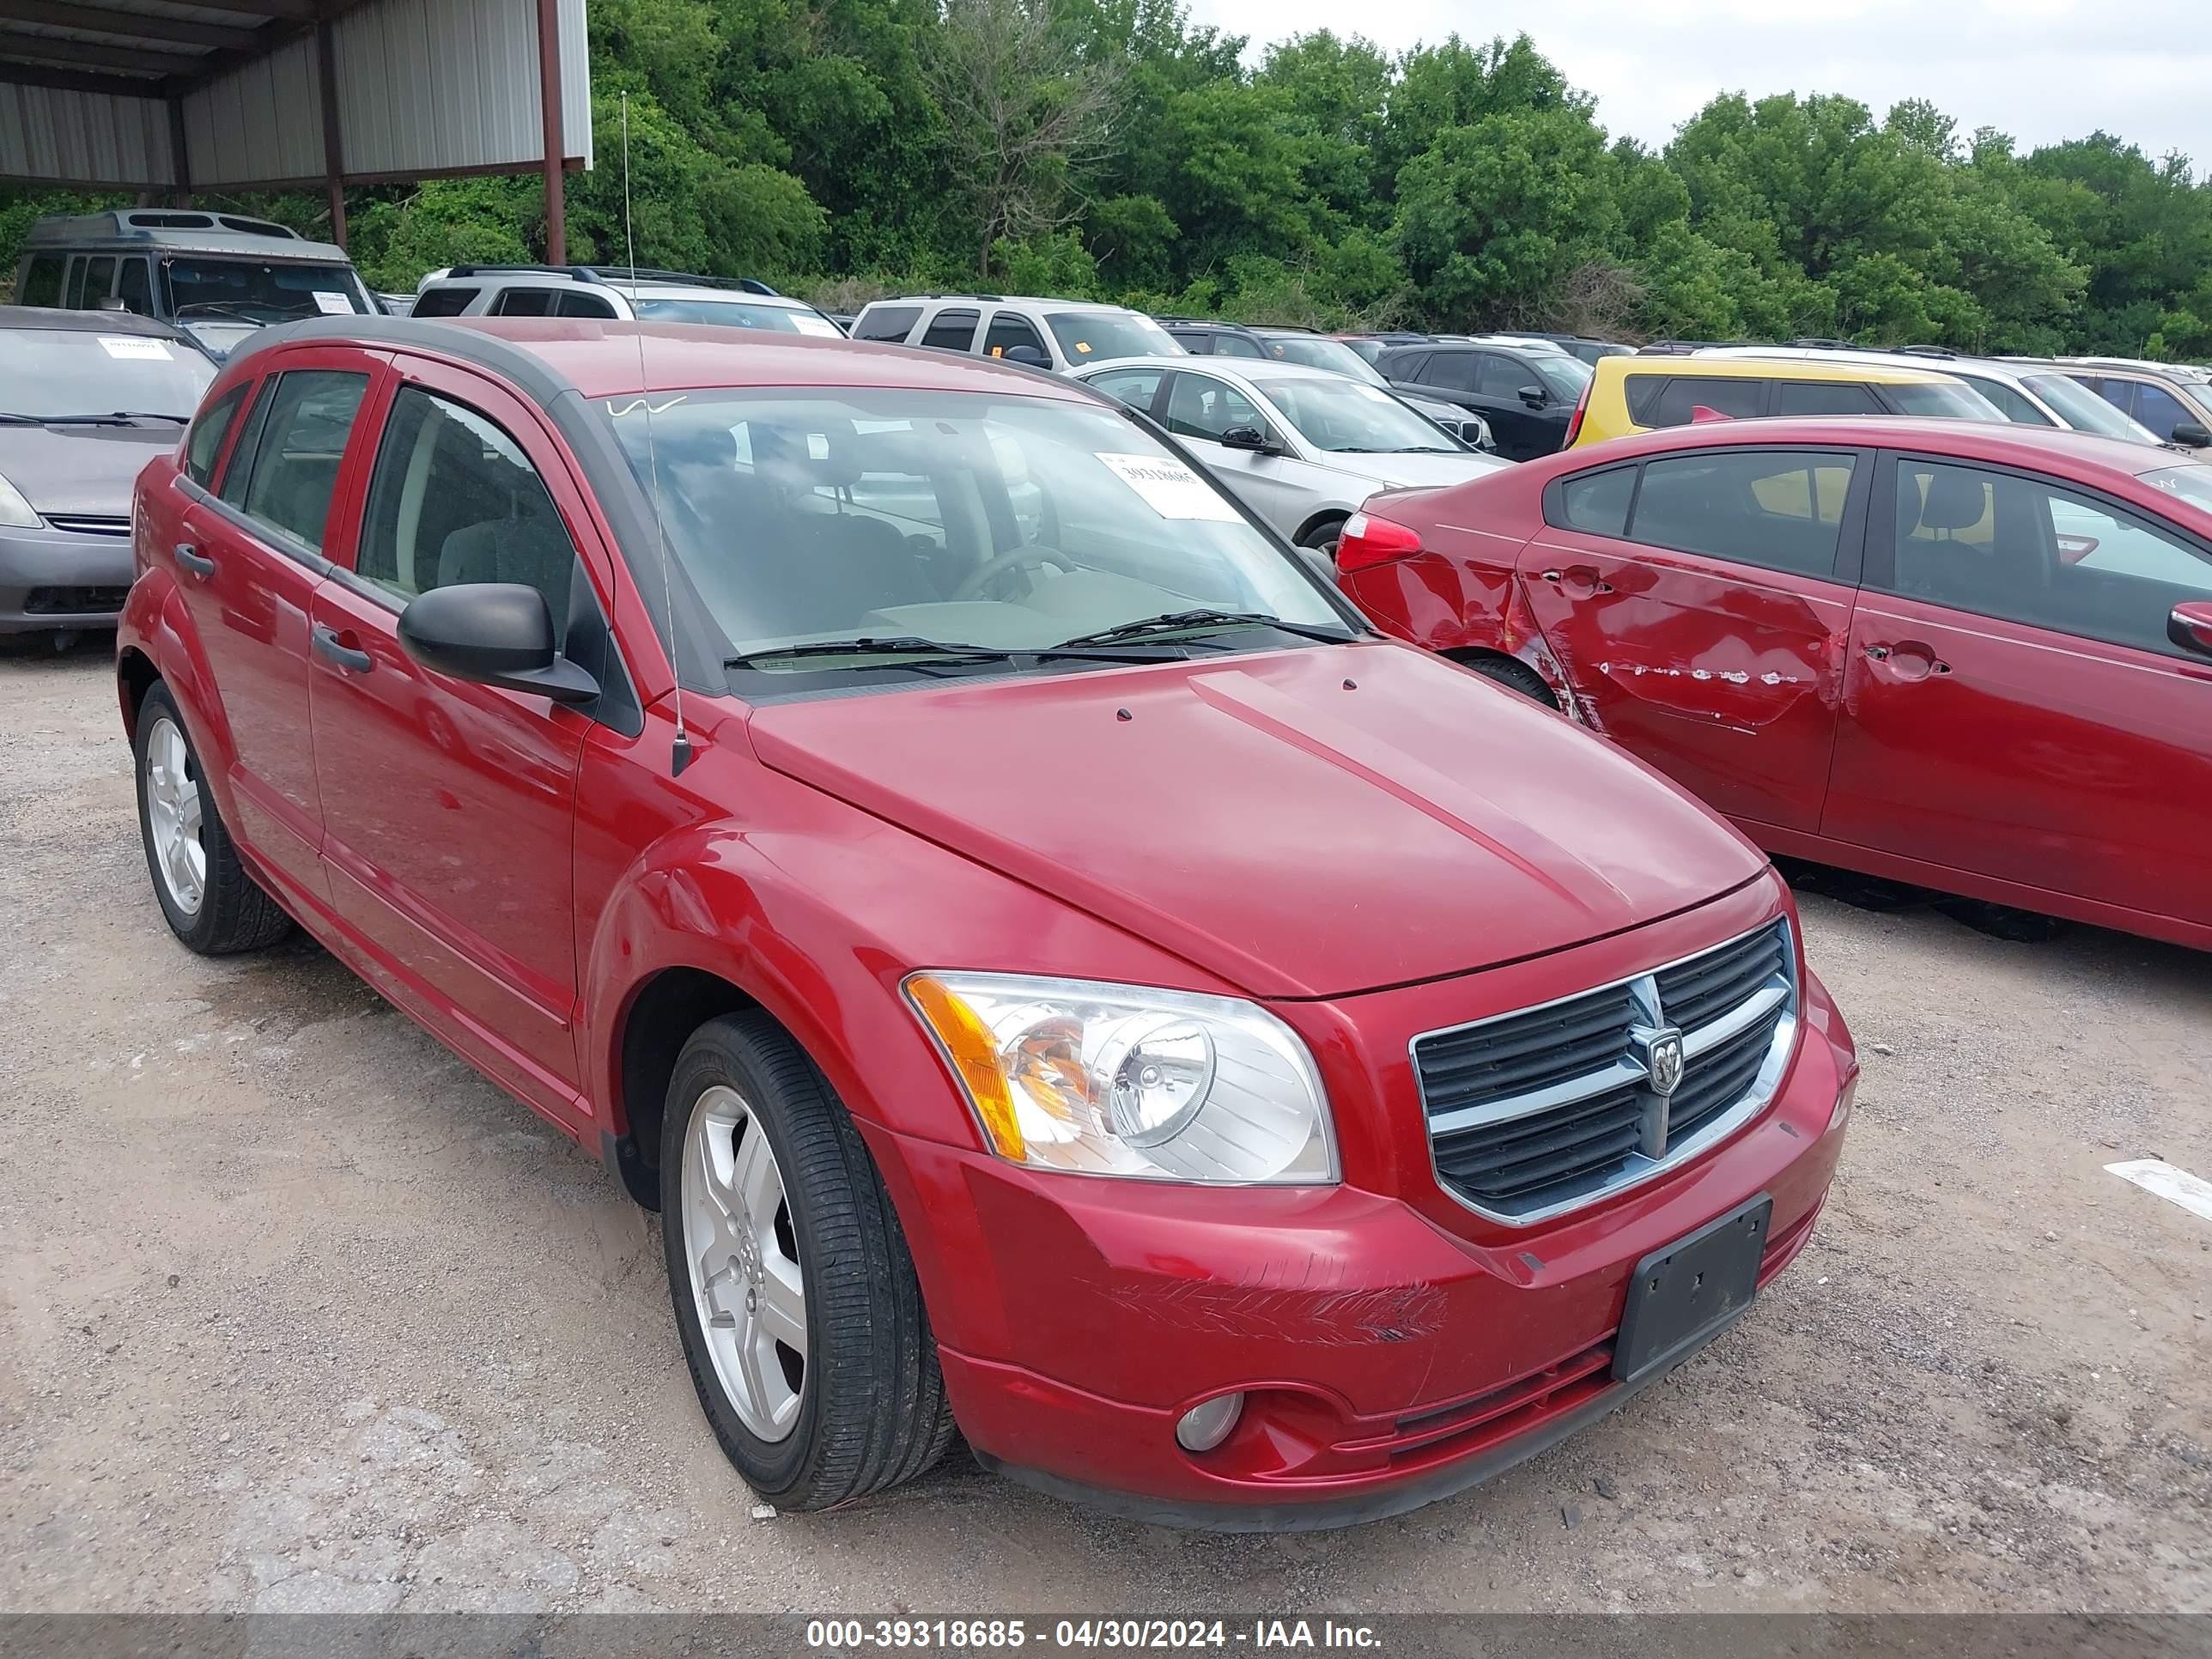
(538, 0, 565, 264)
(316, 19, 347, 248)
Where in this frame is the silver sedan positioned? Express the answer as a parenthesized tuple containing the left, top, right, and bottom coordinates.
(1069, 356, 1510, 552)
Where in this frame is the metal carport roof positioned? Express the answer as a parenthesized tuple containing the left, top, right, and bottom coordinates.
(0, 0, 592, 256)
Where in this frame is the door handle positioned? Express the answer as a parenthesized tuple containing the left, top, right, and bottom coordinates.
(1863, 640, 1951, 680)
(1541, 564, 1608, 599)
(173, 542, 215, 578)
(311, 625, 374, 674)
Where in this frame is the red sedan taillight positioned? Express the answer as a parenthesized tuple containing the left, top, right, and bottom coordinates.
(1334, 511, 1425, 574)
(1564, 379, 1592, 447)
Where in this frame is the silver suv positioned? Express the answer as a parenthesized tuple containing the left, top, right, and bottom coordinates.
(849, 294, 1184, 372)
(410, 265, 843, 336)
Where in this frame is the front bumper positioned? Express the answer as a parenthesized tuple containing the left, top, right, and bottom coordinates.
(878, 884, 1854, 1529)
(0, 524, 135, 630)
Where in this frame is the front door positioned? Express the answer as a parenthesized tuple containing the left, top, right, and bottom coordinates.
(1159, 370, 1328, 541)
(1823, 454, 2212, 932)
(175, 350, 383, 908)
(1518, 446, 1869, 833)
(306, 356, 613, 1127)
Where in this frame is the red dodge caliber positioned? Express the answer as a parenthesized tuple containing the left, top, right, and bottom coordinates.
(118, 318, 1855, 1528)
(1337, 417, 2212, 953)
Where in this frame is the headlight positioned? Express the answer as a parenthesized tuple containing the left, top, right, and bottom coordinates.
(903, 972, 1336, 1184)
(0, 472, 38, 529)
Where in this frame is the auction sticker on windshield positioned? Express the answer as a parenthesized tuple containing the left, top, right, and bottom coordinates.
(1097, 453, 1242, 521)
(99, 337, 172, 361)
(312, 291, 354, 315)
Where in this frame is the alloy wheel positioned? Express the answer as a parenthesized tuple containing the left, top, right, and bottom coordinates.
(682, 1084, 807, 1441)
(143, 714, 207, 918)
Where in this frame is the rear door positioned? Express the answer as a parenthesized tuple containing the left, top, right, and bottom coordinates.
(305, 354, 627, 1128)
(1823, 453, 2212, 931)
(174, 348, 385, 908)
(1518, 445, 1869, 832)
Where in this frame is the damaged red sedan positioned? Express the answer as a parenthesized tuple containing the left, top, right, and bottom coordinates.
(1337, 417, 2212, 953)
(119, 317, 1853, 1529)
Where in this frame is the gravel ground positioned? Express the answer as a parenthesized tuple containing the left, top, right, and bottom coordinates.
(1, 640, 2207, 1616)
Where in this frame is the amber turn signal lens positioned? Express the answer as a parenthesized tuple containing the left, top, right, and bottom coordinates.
(905, 974, 1025, 1161)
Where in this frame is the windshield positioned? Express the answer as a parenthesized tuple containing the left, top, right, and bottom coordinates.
(599, 387, 1347, 681)
(162, 258, 369, 323)
(1046, 312, 1183, 363)
(1263, 336, 1388, 385)
(0, 327, 214, 419)
(635, 297, 844, 337)
(1257, 375, 1460, 453)
(1887, 380, 2006, 421)
(1533, 355, 1594, 398)
(2139, 464, 2212, 514)
(2024, 373, 2160, 442)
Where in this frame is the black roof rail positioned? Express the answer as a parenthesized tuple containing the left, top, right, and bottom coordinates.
(1893, 343, 1959, 359)
(1254, 323, 1322, 335)
(439, 264, 782, 297)
(1785, 337, 1862, 350)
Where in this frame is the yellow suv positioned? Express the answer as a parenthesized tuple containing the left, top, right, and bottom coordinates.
(1568, 354, 2002, 448)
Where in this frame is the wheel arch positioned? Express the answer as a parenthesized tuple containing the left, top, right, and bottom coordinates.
(606, 963, 764, 1209)
(1292, 507, 1350, 548)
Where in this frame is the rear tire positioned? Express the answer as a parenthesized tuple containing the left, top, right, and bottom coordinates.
(133, 683, 292, 956)
(660, 1011, 955, 1510)
(1457, 653, 1559, 710)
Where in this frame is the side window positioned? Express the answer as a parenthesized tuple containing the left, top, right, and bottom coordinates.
(184, 384, 250, 488)
(1646, 376, 1768, 428)
(491, 289, 559, 317)
(1889, 459, 2212, 656)
(1379, 349, 1429, 383)
(917, 307, 981, 353)
(1420, 352, 1478, 393)
(1628, 450, 1856, 577)
(1167, 329, 1212, 355)
(411, 286, 479, 318)
(1474, 353, 1528, 397)
(230, 369, 370, 552)
(76, 256, 116, 308)
(556, 291, 618, 319)
(116, 259, 154, 317)
(1164, 374, 1267, 442)
(1774, 380, 1883, 416)
(356, 386, 579, 647)
(983, 310, 1048, 359)
(2082, 376, 2130, 413)
(2130, 382, 2193, 443)
(1961, 377, 2050, 424)
(1215, 333, 1267, 360)
(19, 254, 64, 307)
(64, 258, 88, 309)
(851, 305, 921, 343)
(1556, 467, 1635, 537)
(1087, 368, 1164, 415)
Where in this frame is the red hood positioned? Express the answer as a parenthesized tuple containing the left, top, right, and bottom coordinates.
(748, 642, 1766, 999)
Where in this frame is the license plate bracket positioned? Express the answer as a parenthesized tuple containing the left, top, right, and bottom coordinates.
(1612, 1194, 1773, 1385)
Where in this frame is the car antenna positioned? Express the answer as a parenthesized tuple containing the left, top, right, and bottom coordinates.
(619, 90, 693, 777)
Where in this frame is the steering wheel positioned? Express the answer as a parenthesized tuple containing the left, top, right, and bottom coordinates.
(951, 546, 1077, 602)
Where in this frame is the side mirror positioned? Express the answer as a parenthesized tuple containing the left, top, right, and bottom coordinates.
(2170, 421, 2211, 447)
(1518, 385, 1547, 408)
(1219, 425, 1279, 455)
(1002, 343, 1050, 368)
(398, 583, 599, 703)
(2169, 599, 2212, 656)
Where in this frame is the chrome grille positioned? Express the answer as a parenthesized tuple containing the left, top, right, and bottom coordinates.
(42, 514, 131, 538)
(1414, 920, 1797, 1224)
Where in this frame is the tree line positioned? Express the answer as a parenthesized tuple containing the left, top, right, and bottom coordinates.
(7, 0, 2212, 358)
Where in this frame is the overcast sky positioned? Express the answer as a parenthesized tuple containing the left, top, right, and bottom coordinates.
(1182, 0, 2212, 171)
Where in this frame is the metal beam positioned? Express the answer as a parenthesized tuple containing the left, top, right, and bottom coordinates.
(0, 1, 264, 52)
(0, 59, 157, 98)
(168, 94, 191, 203)
(538, 0, 564, 264)
(0, 30, 205, 77)
(162, 0, 316, 18)
(316, 17, 345, 248)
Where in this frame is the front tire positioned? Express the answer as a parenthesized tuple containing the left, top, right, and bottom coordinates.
(133, 683, 292, 955)
(660, 1012, 955, 1510)
(1457, 653, 1559, 709)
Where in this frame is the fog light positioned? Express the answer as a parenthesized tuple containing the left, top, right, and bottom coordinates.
(1830, 1075, 1858, 1133)
(1174, 1393, 1244, 1453)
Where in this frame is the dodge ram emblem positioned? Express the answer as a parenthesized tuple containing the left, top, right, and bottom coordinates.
(1645, 1029, 1685, 1097)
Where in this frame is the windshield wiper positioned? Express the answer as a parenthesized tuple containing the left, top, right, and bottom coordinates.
(1057, 610, 1359, 648)
(0, 413, 47, 425)
(173, 301, 272, 322)
(724, 634, 1185, 671)
(32, 411, 191, 428)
